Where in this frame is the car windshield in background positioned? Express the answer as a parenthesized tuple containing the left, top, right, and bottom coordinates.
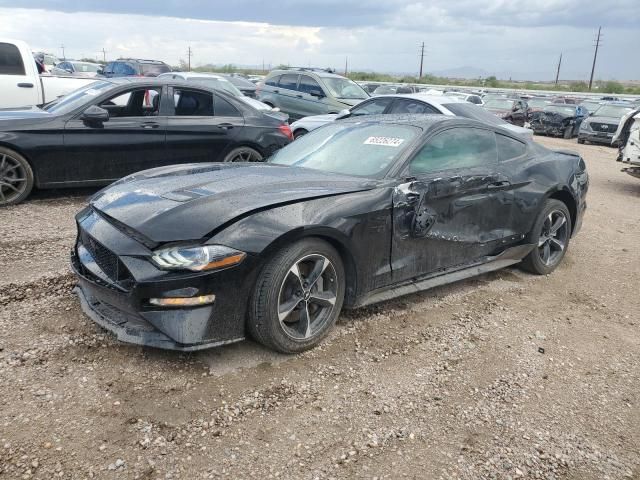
(322, 78, 369, 100)
(441, 102, 505, 126)
(593, 105, 633, 118)
(373, 86, 397, 95)
(269, 122, 419, 177)
(544, 105, 576, 115)
(527, 98, 551, 108)
(187, 77, 243, 96)
(484, 98, 515, 109)
(43, 81, 110, 114)
(73, 62, 101, 73)
(141, 64, 171, 76)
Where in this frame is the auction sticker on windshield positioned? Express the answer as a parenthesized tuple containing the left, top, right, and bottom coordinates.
(364, 136, 405, 147)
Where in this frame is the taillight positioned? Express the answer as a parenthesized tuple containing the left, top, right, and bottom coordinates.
(278, 124, 293, 141)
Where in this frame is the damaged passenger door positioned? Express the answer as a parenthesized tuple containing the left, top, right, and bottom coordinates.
(391, 126, 513, 283)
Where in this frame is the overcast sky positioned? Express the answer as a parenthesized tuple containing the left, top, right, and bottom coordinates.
(0, 0, 637, 81)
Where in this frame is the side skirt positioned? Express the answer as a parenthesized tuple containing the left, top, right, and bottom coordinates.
(353, 244, 535, 308)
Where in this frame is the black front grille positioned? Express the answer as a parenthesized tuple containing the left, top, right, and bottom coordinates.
(78, 229, 133, 286)
(590, 122, 616, 132)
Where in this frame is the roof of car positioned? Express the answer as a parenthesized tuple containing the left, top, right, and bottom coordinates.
(337, 113, 474, 129)
(113, 58, 168, 64)
(372, 93, 466, 105)
(268, 68, 347, 79)
(158, 71, 226, 80)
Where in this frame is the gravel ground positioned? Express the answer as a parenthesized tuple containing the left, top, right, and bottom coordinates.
(0, 137, 638, 479)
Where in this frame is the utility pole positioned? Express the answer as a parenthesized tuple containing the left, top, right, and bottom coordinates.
(187, 46, 193, 71)
(344, 57, 348, 76)
(419, 42, 425, 78)
(101, 48, 107, 63)
(60, 44, 66, 60)
(554, 53, 562, 85)
(588, 26, 602, 91)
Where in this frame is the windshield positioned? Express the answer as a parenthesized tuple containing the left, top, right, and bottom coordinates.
(73, 62, 101, 73)
(484, 98, 515, 110)
(580, 102, 601, 111)
(527, 98, 551, 108)
(187, 77, 243, 96)
(43, 81, 110, 114)
(269, 122, 419, 177)
(544, 105, 576, 115)
(593, 105, 633, 118)
(322, 77, 369, 100)
(442, 102, 505, 126)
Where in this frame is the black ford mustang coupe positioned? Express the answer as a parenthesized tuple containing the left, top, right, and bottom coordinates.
(71, 115, 589, 353)
(0, 78, 292, 206)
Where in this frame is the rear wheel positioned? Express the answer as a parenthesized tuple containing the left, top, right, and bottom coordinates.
(293, 129, 308, 140)
(0, 147, 34, 207)
(521, 199, 571, 275)
(577, 137, 585, 144)
(249, 238, 345, 353)
(222, 146, 263, 163)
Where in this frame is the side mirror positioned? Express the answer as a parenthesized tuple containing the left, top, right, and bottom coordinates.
(81, 105, 109, 123)
(96, 68, 104, 75)
(335, 109, 351, 120)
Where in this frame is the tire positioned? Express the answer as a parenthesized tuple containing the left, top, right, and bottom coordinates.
(293, 129, 308, 140)
(577, 137, 585, 144)
(248, 238, 346, 353)
(222, 146, 263, 163)
(520, 199, 572, 275)
(563, 126, 573, 139)
(0, 147, 34, 207)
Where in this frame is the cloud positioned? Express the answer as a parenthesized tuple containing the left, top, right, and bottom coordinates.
(0, 4, 637, 80)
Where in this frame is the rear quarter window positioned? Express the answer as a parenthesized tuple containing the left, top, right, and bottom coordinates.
(0, 42, 26, 75)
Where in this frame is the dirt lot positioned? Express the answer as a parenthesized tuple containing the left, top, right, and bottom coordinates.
(0, 136, 639, 479)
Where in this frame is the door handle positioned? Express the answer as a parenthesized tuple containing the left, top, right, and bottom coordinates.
(140, 122, 159, 129)
(486, 180, 511, 191)
(296, 94, 303, 98)
(217, 123, 234, 130)
(17, 82, 34, 88)
(273, 90, 279, 94)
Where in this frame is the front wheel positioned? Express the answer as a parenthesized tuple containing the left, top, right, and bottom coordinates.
(577, 137, 585, 144)
(293, 129, 308, 140)
(521, 199, 571, 275)
(0, 147, 34, 207)
(248, 238, 345, 353)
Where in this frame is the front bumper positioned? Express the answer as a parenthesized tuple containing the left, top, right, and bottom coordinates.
(532, 123, 568, 136)
(71, 209, 258, 350)
(578, 131, 614, 145)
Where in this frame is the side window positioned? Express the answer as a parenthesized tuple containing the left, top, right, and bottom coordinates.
(99, 88, 161, 117)
(0, 42, 26, 75)
(350, 97, 394, 116)
(278, 74, 299, 91)
(173, 89, 213, 116)
(265, 75, 281, 87)
(409, 128, 497, 175)
(214, 95, 241, 117)
(496, 134, 527, 161)
(298, 75, 324, 96)
(389, 99, 439, 115)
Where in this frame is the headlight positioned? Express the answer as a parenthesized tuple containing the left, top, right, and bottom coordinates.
(580, 121, 590, 130)
(151, 245, 246, 272)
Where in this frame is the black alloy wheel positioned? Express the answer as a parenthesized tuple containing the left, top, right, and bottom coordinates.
(0, 148, 34, 206)
(249, 238, 345, 353)
(521, 199, 571, 275)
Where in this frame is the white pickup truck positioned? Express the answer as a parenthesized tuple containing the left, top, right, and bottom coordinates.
(0, 39, 97, 108)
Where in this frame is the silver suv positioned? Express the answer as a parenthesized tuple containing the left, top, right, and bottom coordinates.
(256, 68, 369, 121)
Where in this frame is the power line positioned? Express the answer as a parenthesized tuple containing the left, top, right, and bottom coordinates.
(554, 53, 562, 85)
(588, 26, 602, 91)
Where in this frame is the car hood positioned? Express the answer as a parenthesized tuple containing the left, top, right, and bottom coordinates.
(291, 114, 338, 129)
(587, 115, 621, 125)
(541, 111, 575, 121)
(486, 108, 510, 115)
(0, 106, 53, 120)
(90, 163, 375, 243)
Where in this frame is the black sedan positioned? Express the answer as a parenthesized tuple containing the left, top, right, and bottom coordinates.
(71, 115, 588, 353)
(0, 78, 292, 206)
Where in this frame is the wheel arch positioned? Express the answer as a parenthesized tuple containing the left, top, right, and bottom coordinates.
(259, 227, 359, 307)
(0, 141, 38, 185)
(546, 188, 577, 235)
